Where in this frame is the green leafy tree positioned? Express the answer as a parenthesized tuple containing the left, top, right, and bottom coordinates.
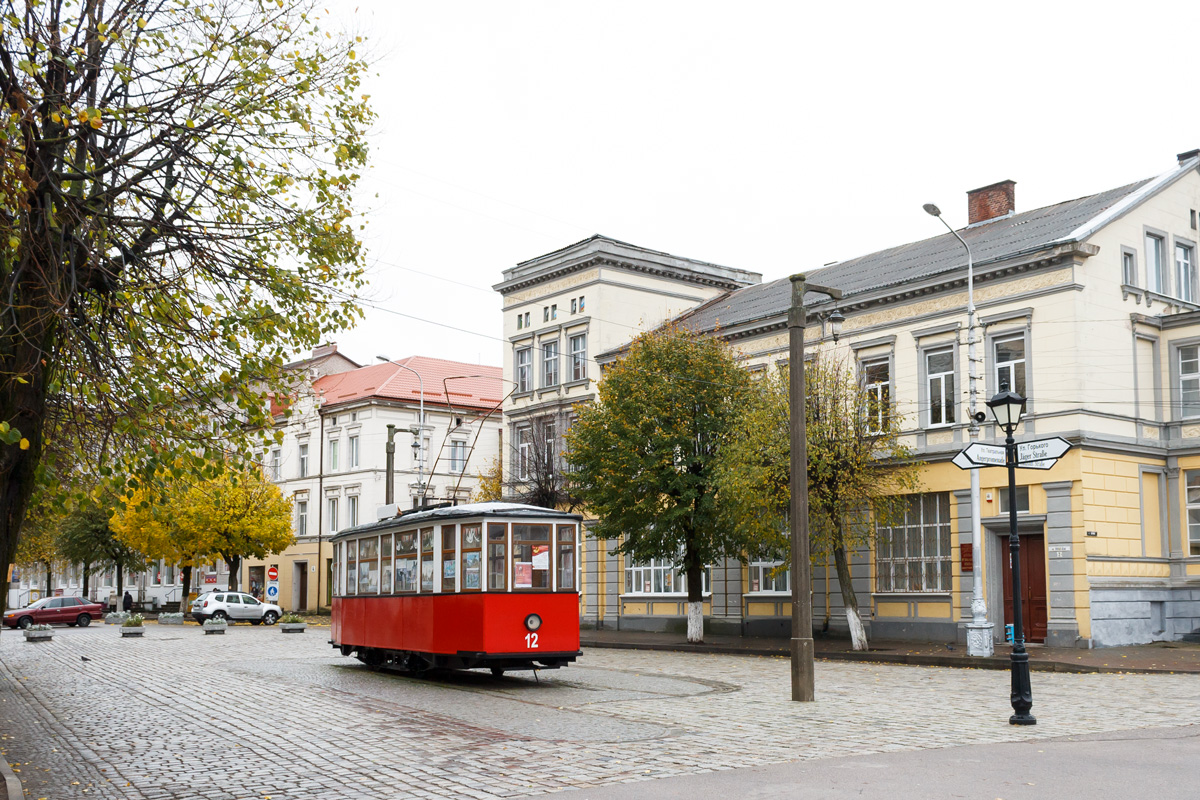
(113, 481, 208, 607)
(57, 501, 142, 600)
(13, 495, 60, 599)
(715, 357, 921, 650)
(0, 0, 373, 615)
(566, 327, 754, 643)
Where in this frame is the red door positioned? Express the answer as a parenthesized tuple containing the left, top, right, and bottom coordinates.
(1001, 533, 1048, 643)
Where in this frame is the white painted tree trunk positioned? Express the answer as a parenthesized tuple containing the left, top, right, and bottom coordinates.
(686, 601, 703, 643)
(846, 607, 868, 651)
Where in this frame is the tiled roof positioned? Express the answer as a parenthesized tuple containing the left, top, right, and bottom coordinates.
(314, 356, 504, 413)
(676, 178, 1155, 336)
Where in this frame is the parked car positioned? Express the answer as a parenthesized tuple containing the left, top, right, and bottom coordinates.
(190, 591, 281, 625)
(3, 596, 104, 629)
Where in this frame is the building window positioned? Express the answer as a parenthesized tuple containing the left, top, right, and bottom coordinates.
(994, 335, 1027, 396)
(412, 433, 430, 467)
(570, 333, 587, 382)
(570, 298, 577, 314)
(926, 347, 955, 426)
(1176, 243, 1195, 302)
(543, 419, 556, 470)
(998, 485, 1030, 514)
(329, 439, 340, 472)
(328, 498, 339, 535)
(297, 501, 308, 537)
(348, 435, 359, 468)
(875, 493, 952, 592)
(1147, 233, 1166, 293)
(450, 440, 467, 473)
(270, 448, 281, 481)
(543, 306, 549, 323)
(516, 428, 532, 480)
(1185, 472, 1200, 555)
(862, 358, 890, 433)
(517, 314, 524, 330)
(1122, 250, 1138, 286)
(298, 443, 309, 477)
(523, 312, 530, 328)
(542, 340, 559, 388)
(551, 303, 557, 320)
(516, 347, 531, 393)
(578, 295, 585, 313)
(625, 557, 710, 595)
(749, 561, 789, 593)
(1180, 345, 1200, 417)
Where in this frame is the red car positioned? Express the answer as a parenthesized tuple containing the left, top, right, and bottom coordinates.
(3, 596, 104, 628)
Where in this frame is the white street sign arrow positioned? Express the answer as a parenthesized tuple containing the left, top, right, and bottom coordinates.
(1016, 459, 1057, 471)
(1016, 436, 1071, 465)
(952, 450, 986, 470)
(960, 442, 1006, 467)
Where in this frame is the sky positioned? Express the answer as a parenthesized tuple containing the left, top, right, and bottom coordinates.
(322, 0, 1200, 369)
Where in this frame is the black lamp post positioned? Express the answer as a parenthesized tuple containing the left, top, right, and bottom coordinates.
(986, 388, 1036, 726)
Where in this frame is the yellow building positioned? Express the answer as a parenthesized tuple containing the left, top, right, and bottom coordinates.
(503, 150, 1200, 647)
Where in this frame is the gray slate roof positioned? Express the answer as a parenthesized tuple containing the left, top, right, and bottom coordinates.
(676, 178, 1152, 336)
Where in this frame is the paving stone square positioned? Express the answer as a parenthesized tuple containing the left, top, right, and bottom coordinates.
(1, 625, 1198, 799)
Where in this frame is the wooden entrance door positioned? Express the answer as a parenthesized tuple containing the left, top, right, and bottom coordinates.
(1001, 533, 1047, 643)
(294, 562, 308, 611)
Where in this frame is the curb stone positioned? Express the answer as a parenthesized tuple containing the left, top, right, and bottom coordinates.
(0, 752, 21, 800)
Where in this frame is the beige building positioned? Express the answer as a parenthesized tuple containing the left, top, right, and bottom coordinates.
(506, 150, 1200, 647)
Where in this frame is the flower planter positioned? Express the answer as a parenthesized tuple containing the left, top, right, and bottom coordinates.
(203, 624, 227, 635)
(120, 627, 145, 637)
(279, 623, 308, 634)
(105, 612, 129, 625)
(158, 615, 185, 626)
(23, 629, 53, 642)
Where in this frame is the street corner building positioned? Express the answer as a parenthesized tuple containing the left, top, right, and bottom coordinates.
(494, 150, 1200, 649)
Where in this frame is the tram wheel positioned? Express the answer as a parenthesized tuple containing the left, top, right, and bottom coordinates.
(490, 668, 505, 678)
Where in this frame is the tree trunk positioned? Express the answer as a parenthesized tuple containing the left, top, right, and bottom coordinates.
(181, 565, 192, 610)
(685, 561, 704, 644)
(116, 567, 124, 608)
(82, 561, 91, 599)
(226, 555, 240, 591)
(44, 562, 52, 596)
(832, 545, 868, 651)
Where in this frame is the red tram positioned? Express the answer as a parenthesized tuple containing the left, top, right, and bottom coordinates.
(330, 502, 582, 674)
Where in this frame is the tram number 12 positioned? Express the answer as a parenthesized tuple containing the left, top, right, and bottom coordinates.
(525, 632, 539, 649)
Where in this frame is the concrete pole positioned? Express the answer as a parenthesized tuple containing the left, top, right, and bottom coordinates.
(788, 274, 815, 702)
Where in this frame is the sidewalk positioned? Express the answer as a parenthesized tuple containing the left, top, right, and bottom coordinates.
(580, 628, 1200, 674)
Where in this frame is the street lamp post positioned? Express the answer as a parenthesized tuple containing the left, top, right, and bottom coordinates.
(380, 357, 427, 508)
(787, 274, 843, 702)
(924, 202, 993, 656)
(987, 388, 1036, 726)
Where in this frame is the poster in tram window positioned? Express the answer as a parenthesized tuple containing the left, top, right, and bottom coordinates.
(462, 553, 481, 589)
(515, 562, 533, 588)
(531, 545, 549, 571)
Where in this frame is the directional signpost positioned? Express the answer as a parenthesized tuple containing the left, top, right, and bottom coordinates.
(953, 436, 1071, 471)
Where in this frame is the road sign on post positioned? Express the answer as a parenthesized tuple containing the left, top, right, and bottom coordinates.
(267, 566, 279, 581)
(960, 442, 1006, 467)
(953, 436, 1071, 472)
(1016, 437, 1071, 464)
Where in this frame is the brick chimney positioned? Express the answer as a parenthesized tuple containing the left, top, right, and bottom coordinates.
(311, 342, 338, 359)
(967, 180, 1016, 225)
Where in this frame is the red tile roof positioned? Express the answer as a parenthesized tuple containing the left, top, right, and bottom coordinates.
(313, 356, 504, 414)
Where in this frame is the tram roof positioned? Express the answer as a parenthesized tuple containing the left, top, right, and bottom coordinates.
(331, 502, 584, 540)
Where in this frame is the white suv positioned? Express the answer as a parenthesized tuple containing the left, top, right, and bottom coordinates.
(190, 591, 281, 625)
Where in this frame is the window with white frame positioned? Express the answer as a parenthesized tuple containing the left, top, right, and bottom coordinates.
(298, 443, 309, 477)
(1123, 250, 1138, 286)
(1180, 345, 1200, 417)
(570, 333, 587, 381)
(1177, 242, 1196, 302)
(875, 493, 952, 592)
(516, 347, 532, 393)
(329, 439, 340, 472)
(1147, 233, 1166, 293)
(450, 440, 467, 473)
(517, 313, 524, 330)
(862, 358, 890, 433)
(625, 558, 710, 595)
(749, 561, 789, 593)
(297, 501, 308, 537)
(542, 340, 559, 388)
(348, 435, 359, 468)
(270, 448, 281, 481)
(1184, 472, 1200, 555)
(348, 495, 359, 527)
(517, 427, 532, 480)
(994, 334, 1027, 396)
(328, 497, 339, 535)
(926, 347, 955, 426)
(998, 485, 1030, 514)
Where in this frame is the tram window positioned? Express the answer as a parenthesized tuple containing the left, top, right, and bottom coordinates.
(395, 531, 417, 592)
(345, 541, 357, 596)
(441, 526, 457, 592)
(487, 523, 507, 591)
(512, 524, 551, 590)
(461, 524, 482, 591)
(332, 543, 340, 595)
(420, 528, 436, 592)
(359, 536, 379, 594)
(380, 534, 393, 594)
(557, 525, 577, 591)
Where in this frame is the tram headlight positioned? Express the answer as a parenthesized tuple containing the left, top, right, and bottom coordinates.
(524, 613, 542, 632)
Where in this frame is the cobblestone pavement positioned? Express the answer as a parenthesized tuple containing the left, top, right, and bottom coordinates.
(2, 625, 1199, 800)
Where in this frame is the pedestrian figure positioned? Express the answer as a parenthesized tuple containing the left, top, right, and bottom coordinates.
(122, 590, 133, 612)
